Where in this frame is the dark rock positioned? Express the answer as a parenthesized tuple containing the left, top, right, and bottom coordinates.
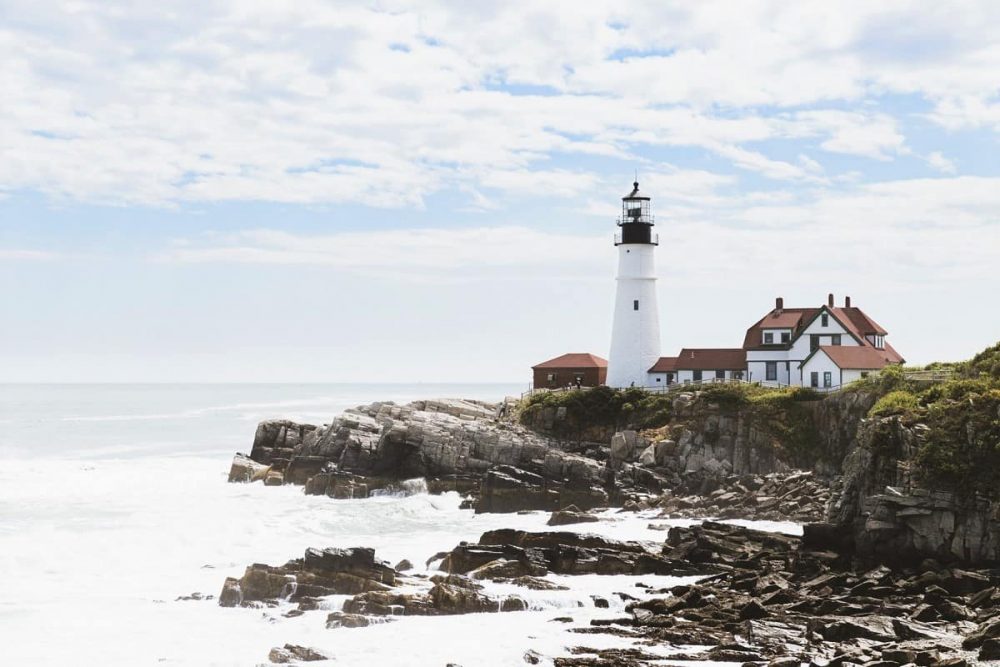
(738, 599, 768, 620)
(227, 453, 270, 483)
(267, 644, 329, 663)
(980, 638, 1000, 661)
(326, 612, 372, 629)
(548, 510, 601, 526)
(218, 577, 242, 607)
(818, 617, 895, 642)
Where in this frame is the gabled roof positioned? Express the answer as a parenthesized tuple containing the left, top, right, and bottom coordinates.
(676, 348, 747, 370)
(648, 356, 679, 373)
(836, 307, 888, 336)
(743, 308, 818, 349)
(532, 353, 608, 369)
(802, 345, 899, 370)
(743, 300, 892, 351)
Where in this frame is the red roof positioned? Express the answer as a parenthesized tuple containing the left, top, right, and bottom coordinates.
(648, 356, 679, 372)
(813, 345, 897, 370)
(532, 353, 608, 369)
(743, 308, 818, 348)
(676, 348, 747, 370)
(743, 300, 893, 353)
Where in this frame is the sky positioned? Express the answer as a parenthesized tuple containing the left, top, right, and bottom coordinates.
(1, 0, 998, 383)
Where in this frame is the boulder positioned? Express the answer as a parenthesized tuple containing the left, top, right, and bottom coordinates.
(267, 644, 329, 663)
(227, 453, 270, 483)
(326, 612, 372, 629)
(547, 510, 600, 526)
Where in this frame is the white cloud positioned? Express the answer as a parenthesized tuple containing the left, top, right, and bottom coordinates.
(926, 151, 957, 174)
(2, 2, 999, 206)
(789, 111, 907, 161)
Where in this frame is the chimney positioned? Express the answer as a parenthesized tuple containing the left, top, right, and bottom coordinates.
(845, 296, 852, 308)
(775, 297, 784, 312)
(828, 293, 834, 308)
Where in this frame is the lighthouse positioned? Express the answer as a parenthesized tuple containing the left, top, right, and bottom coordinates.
(606, 181, 662, 388)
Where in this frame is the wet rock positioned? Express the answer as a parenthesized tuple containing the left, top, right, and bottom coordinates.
(980, 638, 1000, 661)
(395, 559, 413, 572)
(218, 577, 242, 608)
(267, 644, 329, 663)
(219, 546, 397, 607)
(548, 510, 601, 526)
(326, 612, 371, 629)
(227, 453, 270, 483)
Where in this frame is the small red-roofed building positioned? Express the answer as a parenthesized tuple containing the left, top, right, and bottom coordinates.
(531, 353, 608, 389)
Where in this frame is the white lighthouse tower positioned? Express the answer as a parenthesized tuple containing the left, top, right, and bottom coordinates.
(607, 181, 662, 388)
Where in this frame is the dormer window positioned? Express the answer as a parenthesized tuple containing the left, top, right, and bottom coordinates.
(763, 332, 773, 344)
(781, 332, 790, 343)
(821, 314, 829, 327)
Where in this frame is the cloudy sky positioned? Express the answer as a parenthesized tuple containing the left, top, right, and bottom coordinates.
(2, 1, 998, 383)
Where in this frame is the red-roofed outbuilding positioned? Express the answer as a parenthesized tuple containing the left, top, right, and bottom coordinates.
(531, 353, 607, 389)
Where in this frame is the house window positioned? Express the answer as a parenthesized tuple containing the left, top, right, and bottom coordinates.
(693, 370, 703, 382)
(824, 371, 832, 388)
(875, 336, 884, 349)
(655, 377, 661, 382)
(667, 373, 674, 384)
(763, 332, 774, 344)
(861, 371, 870, 378)
(831, 334, 841, 346)
(810, 335, 820, 352)
(765, 362, 777, 381)
(716, 370, 725, 379)
(821, 314, 829, 327)
(633, 300, 639, 311)
(811, 372, 819, 388)
(733, 371, 744, 380)
(781, 332, 790, 343)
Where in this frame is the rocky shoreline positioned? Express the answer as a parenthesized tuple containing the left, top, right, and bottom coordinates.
(218, 389, 1000, 664)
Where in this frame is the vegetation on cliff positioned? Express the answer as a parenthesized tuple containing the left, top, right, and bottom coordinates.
(857, 341, 1000, 497)
(518, 385, 674, 439)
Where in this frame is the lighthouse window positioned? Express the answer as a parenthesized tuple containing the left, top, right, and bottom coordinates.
(633, 300, 639, 311)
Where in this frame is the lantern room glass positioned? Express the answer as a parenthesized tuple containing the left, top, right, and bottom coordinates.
(622, 198, 650, 223)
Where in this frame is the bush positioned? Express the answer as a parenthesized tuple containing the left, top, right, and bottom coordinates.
(913, 388, 1000, 495)
(519, 385, 675, 436)
(962, 341, 1000, 380)
(869, 390, 919, 417)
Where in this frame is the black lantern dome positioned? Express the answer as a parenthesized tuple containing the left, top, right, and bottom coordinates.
(616, 181, 657, 245)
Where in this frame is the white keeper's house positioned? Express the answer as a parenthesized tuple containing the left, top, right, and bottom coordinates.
(647, 294, 905, 390)
(530, 180, 905, 392)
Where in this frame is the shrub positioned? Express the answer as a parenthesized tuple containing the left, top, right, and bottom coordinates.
(913, 388, 1000, 496)
(869, 390, 919, 417)
(518, 385, 674, 436)
(962, 341, 1000, 380)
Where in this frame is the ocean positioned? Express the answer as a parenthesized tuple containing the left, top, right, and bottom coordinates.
(0, 384, 792, 666)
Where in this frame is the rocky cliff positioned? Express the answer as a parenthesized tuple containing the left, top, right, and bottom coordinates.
(231, 357, 1000, 567)
(234, 398, 618, 512)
